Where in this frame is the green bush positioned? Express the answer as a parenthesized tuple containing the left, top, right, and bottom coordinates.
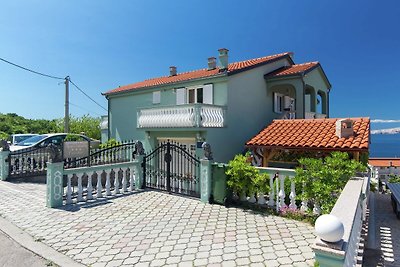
(388, 174, 400, 183)
(295, 151, 365, 214)
(226, 153, 259, 196)
(99, 138, 121, 149)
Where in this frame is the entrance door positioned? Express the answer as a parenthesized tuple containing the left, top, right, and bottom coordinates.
(143, 140, 200, 197)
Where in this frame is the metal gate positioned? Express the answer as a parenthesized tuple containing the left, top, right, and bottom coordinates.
(143, 140, 200, 197)
(8, 146, 50, 179)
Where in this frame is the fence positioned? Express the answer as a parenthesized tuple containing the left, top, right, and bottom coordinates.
(312, 174, 370, 266)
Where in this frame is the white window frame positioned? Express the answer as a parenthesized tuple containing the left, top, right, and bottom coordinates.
(152, 91, 161, 104)
(274, 93, 284, 113)
(187, 86, 203, 104)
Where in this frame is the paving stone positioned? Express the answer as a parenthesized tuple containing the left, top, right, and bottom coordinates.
(0, 183, 316, 267)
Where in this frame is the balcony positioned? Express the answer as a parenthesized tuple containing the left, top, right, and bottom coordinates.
(137, 104, 226, 128)
(305, 112, 327, 119)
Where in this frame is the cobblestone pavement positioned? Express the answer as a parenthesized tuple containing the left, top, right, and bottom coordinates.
(363, 193, 400, 267)
(0, 181, 316, 267)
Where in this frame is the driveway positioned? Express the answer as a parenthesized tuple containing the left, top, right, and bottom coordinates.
(0, 181, 316, 267)
(363, 193, 400, 267)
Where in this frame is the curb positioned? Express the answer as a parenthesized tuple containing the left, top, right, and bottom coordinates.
(0, 216, 85, 267)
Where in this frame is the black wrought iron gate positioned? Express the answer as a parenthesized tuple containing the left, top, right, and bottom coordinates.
(143, 141, 200, 197)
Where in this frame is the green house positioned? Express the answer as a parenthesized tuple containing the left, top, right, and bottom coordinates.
(103, 49, 331, 162)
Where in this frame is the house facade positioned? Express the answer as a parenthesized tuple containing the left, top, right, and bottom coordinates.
(103, 49, 331, 162)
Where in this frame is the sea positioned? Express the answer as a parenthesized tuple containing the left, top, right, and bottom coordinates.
(370, 134, 400, 158)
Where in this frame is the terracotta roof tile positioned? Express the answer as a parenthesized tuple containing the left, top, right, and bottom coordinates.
(265, 62, 319, 78)
(246, 118, 370, 151)
(369, 158, 400, 167)
(104, 52, 292, 95)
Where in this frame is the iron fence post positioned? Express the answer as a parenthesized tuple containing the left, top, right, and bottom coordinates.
(166, 141, 171, 192)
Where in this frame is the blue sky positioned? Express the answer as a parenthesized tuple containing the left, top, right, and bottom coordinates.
(1, 1, 400, 130)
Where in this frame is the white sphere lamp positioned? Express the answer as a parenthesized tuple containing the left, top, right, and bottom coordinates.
(315, 214, 344, 243)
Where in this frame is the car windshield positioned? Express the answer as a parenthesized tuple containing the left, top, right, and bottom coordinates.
(14, 135, 37, 144)
(16, 135, 48, 146)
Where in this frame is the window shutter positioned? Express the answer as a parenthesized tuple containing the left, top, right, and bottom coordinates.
(203, 84, 213, 104)
(152, 91, 161, 104)
(176, 88, 186, 105)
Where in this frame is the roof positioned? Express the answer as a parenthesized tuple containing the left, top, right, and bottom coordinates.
(104, 52, 293, 95)
(265, 61, 332, 89)
(265, 62, 319, 78)
(369, 158, 400, 167)
(246, 118, 370, 151)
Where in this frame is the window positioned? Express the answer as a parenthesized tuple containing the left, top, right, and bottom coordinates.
(274, 93, 295, 113)
(152, 91, 161, 104)
(188, 87, 203, 104)
(274, 93, 284, 113)
(176, 84, 213, 105)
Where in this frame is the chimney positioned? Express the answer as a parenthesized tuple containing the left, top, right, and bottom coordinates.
(335, 119, 354, 138)
(208, 57, 216, 70)
(169, 66, 177, 76)
(218, 48, 229, 71)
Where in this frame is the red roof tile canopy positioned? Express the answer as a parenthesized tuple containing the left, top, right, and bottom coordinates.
(104, 52, 293, 95)
(246, 118, 370, 151)
(265, 62, 319, 78)
(369, 158, 400, 167)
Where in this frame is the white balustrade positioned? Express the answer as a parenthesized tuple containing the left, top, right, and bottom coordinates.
(130, 168, 135, 191)
(122, 168, 128, 192)
(105, 170, 112, 196)
(77, 174, 84, 202)
(114, 169, 120, 194)
(66, 174, 73, 204)
(268, 174, 275, 207)
(300, 200, 309, 212)
(289, 176, 297, 209)
(278, 174, 287, 210)
(313, 202, 321, 215)
(97, 172, 103, 198)
(138, 104, 225, 128)
(87, 173, 93, 200)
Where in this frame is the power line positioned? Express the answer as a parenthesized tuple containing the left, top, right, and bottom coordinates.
(69, 102, 103, 116)
(0, 57, 64, 80)
(68, 79, 107, 112)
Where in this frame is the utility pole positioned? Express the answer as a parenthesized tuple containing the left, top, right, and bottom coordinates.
(64, 76, 70, 133)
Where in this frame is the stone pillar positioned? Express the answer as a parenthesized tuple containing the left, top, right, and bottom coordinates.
(46, 162, 64, 208)
(200, 159, 212, 203)
(0, 151, 10, 181)
(134, 155, 144, 190)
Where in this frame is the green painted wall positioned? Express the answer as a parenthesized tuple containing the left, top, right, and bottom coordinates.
(107, 57, 330, 163)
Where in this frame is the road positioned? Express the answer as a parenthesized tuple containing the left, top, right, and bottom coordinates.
(0, 230, 49, 267)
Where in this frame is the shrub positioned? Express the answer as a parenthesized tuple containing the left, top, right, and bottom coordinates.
(99, 138, 121, 149)
(295, 151, 365, 214)
(226, 153, 259, 196)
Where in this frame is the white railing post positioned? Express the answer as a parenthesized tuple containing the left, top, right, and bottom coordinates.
(268, 173, 275, 207)
(114, 169, 120, 195)
(122, 168, 128, 192)
(66, 174, 73, 204)
(87, 173, 93, 201)
(97, 172, 103, 198)
(77, 173, 84, 202)
(278, 174, 287, 210)
(130, 167, 135, 191)
(289, 176, 297, 209)
(105, 170, 111, 196)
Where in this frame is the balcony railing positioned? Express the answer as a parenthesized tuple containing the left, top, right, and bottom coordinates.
(137, 104, 226, 128)
(305, 112, 327, 119)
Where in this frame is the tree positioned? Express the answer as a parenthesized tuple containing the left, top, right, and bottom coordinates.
(295, 152, 364, 214)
